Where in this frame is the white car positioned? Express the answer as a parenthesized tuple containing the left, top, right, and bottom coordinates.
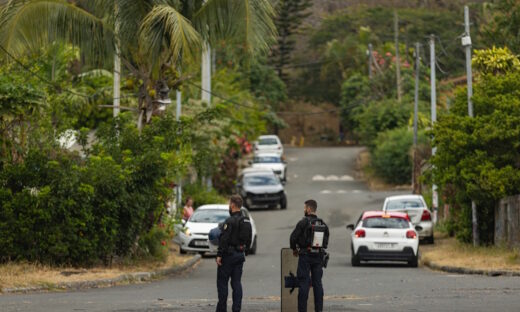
(254, 135, 283, 156)
(250, 153, 287, 182)
(382, 195, 434, 244)
(174, 205, 258, 255)
(347, 211, 420, 267)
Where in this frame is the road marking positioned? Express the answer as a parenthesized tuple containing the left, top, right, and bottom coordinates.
(288, 157, 298, 162)
(340, 175, 354, 181)
(337, 190, 347, 194)
(293, 174, 299, 178)
(326, 175, 339, 181)
(312, 175, 326, 181)
(353, 190, 362, 193)
(320, 190, 332, 194)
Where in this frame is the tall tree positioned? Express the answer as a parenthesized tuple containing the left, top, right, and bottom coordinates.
(0, 0, 276, 129)
(271, 0, 312, 80)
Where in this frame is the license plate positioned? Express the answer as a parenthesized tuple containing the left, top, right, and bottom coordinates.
(375, 243, 395, 249)
(194, 240, 208, 247)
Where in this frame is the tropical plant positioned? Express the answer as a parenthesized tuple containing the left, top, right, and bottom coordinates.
(0, 0, 276, 129)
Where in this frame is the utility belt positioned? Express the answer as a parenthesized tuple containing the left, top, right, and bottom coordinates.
(226, 245, 245, 254)
(300, 247, 330, 268)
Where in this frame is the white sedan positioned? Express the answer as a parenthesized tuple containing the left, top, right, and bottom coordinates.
(250, 153, 287, 182)
(174, 205, 258, 255)
(347, 211, 420, 267)
(254, 135, 284, 157)
(382, 194, 434, 244)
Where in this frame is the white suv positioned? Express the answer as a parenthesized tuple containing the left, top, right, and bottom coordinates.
(254, 135, 283, 157)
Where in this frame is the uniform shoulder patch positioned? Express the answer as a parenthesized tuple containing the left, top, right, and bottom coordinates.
(223, 224, 228, 230)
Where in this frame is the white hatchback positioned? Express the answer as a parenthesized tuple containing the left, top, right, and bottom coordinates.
(254, 135, 283, 156)
(347, 211, 420, 267)
(250, 153, 287, 182)
(174, 205, 258, 255)
(382, 195, 434, 244)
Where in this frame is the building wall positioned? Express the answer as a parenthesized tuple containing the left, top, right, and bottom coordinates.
(495, 195, 520, 248)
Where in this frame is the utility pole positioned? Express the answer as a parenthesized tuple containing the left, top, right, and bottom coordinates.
(201, 42, 212, 105)
(394, 10, 402, 102)
(412, 42, 420, 194)
(175, 74, 182, 207)
(430, 34, 438, 223)
(113, 1, 121, 117)
(462, 5, 478, 246)
(368, 43, 373, 79)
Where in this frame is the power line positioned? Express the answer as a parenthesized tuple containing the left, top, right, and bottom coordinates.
(184, 80, 263, 111)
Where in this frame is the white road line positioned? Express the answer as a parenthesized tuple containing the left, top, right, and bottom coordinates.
(293, 174, 299, 178)
(326, 175, 339, 181)
(288, 157, 298, 162)
(312, 175, 326, 181)
(337, 190, 347, 194)
(320, 190, 332, 194)
(340, 175, 354, 181)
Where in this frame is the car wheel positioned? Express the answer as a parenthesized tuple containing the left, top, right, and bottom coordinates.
(244, 197, 251, 209)
(280, 195, 287, 210)
(249, 236, 257, 255)
(408, 255, 419, 268)
(351, 245, 360, 267)
(427, 235, 435, 244)
(180, 248, 187, 255)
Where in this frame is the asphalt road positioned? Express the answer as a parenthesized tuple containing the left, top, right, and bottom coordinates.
(2, 147, 520, 312)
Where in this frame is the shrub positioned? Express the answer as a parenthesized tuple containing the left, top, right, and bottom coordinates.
(371, 127, 427, 184)
(183, 183, 228, 208)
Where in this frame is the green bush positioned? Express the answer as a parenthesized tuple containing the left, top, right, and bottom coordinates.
(183, 183, 228, 209)
(371, 127, 427, 184)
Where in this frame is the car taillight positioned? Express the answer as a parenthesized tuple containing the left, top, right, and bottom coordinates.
(278, 146, 281, 149)
(406, 230, 417, 239)
(354, 229, 365, 238)
(421, 209, 431, 221)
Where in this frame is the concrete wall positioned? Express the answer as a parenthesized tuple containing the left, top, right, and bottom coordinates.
(495, 195, 520, 248)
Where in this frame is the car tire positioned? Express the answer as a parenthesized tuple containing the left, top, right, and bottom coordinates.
(249, 236, 257, 255)
(180, 248, 187, 255)
(351, 245, 361, 267)
(408, 254, 419, 268)
(280, 195, 287, 210)
(427, 235, 435, 244)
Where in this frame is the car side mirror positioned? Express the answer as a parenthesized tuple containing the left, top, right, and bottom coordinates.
(181, 219, 186, 226)
(415, 225, 423, 232)
(236, 183, 242, 188)
(248, 160, 252, 165)
(346, 224, 355, 231)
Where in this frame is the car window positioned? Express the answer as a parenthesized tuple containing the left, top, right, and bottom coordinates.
(244, 174, 280, 186)
(190, 209, 229, 223)
(386, 199, 425, 210)
(258, 138, 278, 145)
(362, 217, 410, 229)
(253, 156, 281, 163)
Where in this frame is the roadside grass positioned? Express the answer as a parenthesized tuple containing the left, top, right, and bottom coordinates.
(421, 233, 520, 272)
(0, 245, 192, 290)
(356, 149, 412, 191)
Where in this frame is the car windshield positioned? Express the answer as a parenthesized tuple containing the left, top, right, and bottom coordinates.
(253, 156, 281, 163)
(244, 174, 279, 186)
(258, 138, 278, 145)
(363, 217, 410, 229)
(386, 199, 424, 210)
(189, 209, 229, 223)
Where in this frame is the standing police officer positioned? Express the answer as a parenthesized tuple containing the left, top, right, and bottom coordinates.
(216, 195, 252, 312)
(290, 199, 329, 312)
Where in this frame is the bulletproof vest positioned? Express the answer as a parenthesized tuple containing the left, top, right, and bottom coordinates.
(304, 217, 329, 251)
(230, 215, 252, 251)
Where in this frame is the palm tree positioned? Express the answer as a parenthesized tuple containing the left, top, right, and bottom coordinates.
(0, 0, 276, 128)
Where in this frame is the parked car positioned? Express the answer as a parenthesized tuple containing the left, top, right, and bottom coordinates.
(237, 168, 287, 210)
(347, 211, 420, 267)
(254, 135, 284, 156)
(174, 204, 258, 255)
(250, 153, 287, 182)
(382, 194, 434, 244)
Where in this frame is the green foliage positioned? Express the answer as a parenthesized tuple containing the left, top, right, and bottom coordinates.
(371, 127, 427, 184)
(183, 183, 228, 209)
(482, 0, 520, 54)
(473, 46, 520, 75)
(432, 48, 520, 244)
(139, 225, 170, 262)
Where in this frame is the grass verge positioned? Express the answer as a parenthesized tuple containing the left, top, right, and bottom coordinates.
(421, 234, 520, 272)
(0, 245, 192, 290)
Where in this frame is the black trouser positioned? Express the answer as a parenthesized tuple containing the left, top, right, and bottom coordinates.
(216, 251, 245, 312)
(297, 253, 324, 312)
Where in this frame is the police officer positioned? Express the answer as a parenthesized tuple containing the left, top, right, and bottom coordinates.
(216, 195, 251, 312)
(290, 199, 329, 312)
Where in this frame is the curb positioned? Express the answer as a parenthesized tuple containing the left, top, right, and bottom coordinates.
(423, 260, 520, 277)
(1, 254, 201, 294)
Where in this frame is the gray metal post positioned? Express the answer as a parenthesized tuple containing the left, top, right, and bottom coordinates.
(175, 87, 182, 212)
(113, 2, 120, 117)
(430, 34, 438, 223)
(368, 43, 373, 79)
(463, 5, 478, 246)
(394, 11, 402, 102)
(412, 42, 420, 193)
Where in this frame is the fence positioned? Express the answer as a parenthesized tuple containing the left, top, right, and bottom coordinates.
(495, 195, 520, 248)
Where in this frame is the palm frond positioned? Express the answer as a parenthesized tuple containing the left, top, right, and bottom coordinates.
(193, 0, 276, 55)
(0, 0, 110, 64)
(138, 4, 201, 67)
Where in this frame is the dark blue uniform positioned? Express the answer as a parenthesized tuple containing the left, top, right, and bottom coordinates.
(290, 215, 328, 312)
(216, 211, 246, 312)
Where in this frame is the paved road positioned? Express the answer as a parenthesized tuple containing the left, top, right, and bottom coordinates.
(2, 147, 520, 311)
